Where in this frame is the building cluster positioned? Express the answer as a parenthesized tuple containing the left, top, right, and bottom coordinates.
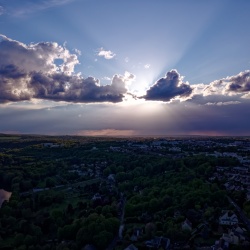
(40, 137, 250, 250)
(68, 161, 107, 178)
(209, 165, 250, 200)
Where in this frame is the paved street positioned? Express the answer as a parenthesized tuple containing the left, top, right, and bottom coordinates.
(107, 193, 126, 250)
(227, 196, 250, 230)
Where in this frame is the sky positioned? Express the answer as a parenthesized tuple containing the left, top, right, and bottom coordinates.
(0, 0, 250, 136)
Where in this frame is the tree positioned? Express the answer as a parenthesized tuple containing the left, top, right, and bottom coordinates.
(145, 223, 156, 239)
(101, 205, 112, 216)
(66, 203, 74, 214)
(31, 225, 42, 238)
(20, 180, 33, 192)
(45, 177, 55, 188)
(24, 235, 35, 246)
(93, 231, 113, 249)
(103, 167, 111, 177)
(243, 200, 250, 217)
(76, 227, 90, 247)
(116, 172, 127, 182)
(148, 198, 160, 213)
(104, 217, 119, 234)
(14, 233, 24, 247)
(18, 220, 29, 234)
(58, 224, 77, 241)
(76, 213, 116, 248)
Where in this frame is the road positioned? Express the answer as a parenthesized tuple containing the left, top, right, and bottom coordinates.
(106, 193, 126, 250)
(227, 196, 250, 230)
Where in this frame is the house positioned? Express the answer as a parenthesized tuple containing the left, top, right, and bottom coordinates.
(145, 237, 170, 249)
(182, 218, 192, 231)
(221, 231, 239, 245)
(169, 147, 181, 152)
(124, 244, 138, 250)
(174, 210, 181, 218)
(216, 166, 230, 172)
(92, 193, 102, 201)
(108, 174, 115, 182)
(43, 142, 60, 148)
(130, 227, 143, 242)
(130, 234, 137, 242)
(234, 225, 244, 234)
(161, 237, 170, 249)
(212, 239, 229, 250)
(233, 226, 246, 241)
(219, 211, 238, 226)
(83, 244, 97, 250)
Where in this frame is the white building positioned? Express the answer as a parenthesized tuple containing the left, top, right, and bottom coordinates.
(219, 211, 238, 226)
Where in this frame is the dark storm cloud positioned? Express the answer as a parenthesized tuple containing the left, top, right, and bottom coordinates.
(143, 69, 193, 101)
(28, 72, 127, 103)
(0, 34, 128, 103)
(0, 64, 26, 79)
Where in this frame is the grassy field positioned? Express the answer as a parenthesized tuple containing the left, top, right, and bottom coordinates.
(0, 136, 21, 140)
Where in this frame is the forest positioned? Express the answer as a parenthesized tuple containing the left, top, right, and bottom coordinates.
(0, 134, 249, 250)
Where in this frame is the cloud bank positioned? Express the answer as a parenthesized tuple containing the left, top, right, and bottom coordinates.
(1, 100, 249, 136)
(142, 69, 250, 104)
(0, 34, 250, 106)
(0, 35, 128, 103)
(202, 70, 250, 98)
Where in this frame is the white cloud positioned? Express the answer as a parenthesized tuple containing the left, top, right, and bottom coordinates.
(0, 34, 79, 75)
(125, 57, 129, 63)
(103, 76, 111, 81)
(11, 0, 75, 17)
(73, 48, 81, 56)
(205, 101, 240, 106)
(0, 6, 4, 15)
(144, 64, 150, 69)
(124, 71, 136, 86)
(242, 92, 250, 99)
(191, 70, 250, 99)
(0, 34, 129, 103)
(97, 47, 116, 59)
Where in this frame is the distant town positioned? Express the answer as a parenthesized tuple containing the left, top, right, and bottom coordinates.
(0, 134, 250, 250)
